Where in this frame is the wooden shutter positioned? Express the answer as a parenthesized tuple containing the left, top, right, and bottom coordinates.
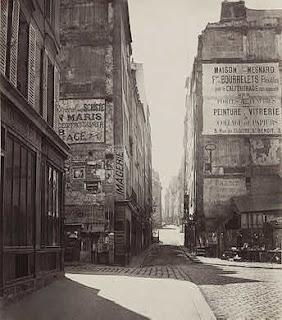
(9, 0, 20, 86)
(0, 0, 8, 74)
(34, 43, 42, 114)
(42, 51, 48, 120)
(28, 23, 36, 106)
(53, 65, 60, 132)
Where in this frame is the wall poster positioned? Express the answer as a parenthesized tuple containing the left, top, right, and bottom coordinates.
(203, 63, 282, 135)
(58, 99, 106, 143)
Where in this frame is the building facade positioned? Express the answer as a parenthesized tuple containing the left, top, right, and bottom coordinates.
(59, 0, 152, 265)
(184, 1, 282, 258)
(152, 169, 162, 229)
(0, 0, 69, 302)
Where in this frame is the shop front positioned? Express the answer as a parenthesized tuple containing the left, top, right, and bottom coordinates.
(224, 194, 282, 263)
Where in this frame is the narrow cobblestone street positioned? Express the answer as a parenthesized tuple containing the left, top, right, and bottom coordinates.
(1, 227, 282, 319)
(65, 227, 282, 319)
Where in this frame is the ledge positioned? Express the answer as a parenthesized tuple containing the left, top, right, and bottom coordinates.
(1, 73, 69, 158)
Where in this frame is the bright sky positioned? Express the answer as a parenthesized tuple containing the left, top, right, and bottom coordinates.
(128, 0, 282, 191)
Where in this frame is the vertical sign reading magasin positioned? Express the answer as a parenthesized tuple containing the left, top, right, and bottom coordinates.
(114, 146, 124, 200)
(202, 63, 282, 135)
(58, 99, 106, 143)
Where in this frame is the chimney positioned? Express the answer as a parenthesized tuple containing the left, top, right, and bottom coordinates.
(220, 1, 246, 22)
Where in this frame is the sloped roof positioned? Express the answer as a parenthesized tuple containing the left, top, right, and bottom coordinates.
(233, 194, 282, 213)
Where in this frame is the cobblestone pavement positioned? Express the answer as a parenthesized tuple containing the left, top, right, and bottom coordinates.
(183, 261, 282, 320)
(66, 244, 282, 320)
(66, 245, 193, 281)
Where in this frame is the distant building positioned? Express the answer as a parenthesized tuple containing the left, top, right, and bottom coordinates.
(164, 176, 180, 225)
(59, 0, 152, 265)
(152, 169, 162, 228)
(184, 1, 282, 257)
(1, 0, 69, 302)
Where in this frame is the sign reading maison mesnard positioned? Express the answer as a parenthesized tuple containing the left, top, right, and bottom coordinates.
(58, 99, 105, 143)
(203, 63, 282, 135)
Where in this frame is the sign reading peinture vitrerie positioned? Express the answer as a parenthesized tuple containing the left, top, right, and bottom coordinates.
(202, 63, 282, 135)
(58, 99, 105, 143)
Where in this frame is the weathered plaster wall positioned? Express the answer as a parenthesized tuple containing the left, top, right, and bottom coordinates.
(194, 2, 282, 231)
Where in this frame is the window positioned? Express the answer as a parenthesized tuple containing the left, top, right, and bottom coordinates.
(34, 45, 43, 114)
(41, 164, 61, 247)
(0, 0, 9, 74)
(45, 0, 53, 24)
(85, 181, 102, 194)
(47, 58, 54, 126)
(7, 0, 20, 86)
(73, 167, 85, 179)
(3, 134, 36, 247)
(204, 163, 211, 172)
(45, 165, 61, 246)
(17, 8, 28, 97)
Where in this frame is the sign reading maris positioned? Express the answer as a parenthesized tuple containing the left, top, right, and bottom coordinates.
(58, 99, 106, 143)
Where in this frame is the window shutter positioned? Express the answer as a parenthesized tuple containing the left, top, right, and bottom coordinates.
(42, 52, 48, 120)
(28, 23, 36, 106)
(53, 65, 60, 132)
(0, 0, 8, 74)
(9, 0, 20, 86)
(34, 44, 42, 114)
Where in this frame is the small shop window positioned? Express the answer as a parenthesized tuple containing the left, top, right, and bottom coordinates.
(85, 181, 102, 194)
(73, 167, 85, 179)
(3, 134, 36, 247)
(42, 164, 62, 247)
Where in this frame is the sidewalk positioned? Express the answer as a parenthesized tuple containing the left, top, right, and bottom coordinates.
(181, 247, 282, 270)
(0, 244, 216, 320)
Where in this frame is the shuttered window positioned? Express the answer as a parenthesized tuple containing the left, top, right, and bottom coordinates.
(28, 23, 36, 106)
(17, 8, 28, 98)
(53, 65, 60, 132)
(34, 44, 43, 114)
(45, 0, 53, 24)
(0, 0, 8, 74)
(47, 58, 54, 127)
(42, 52, 48, 120)
(9, 0, 20, 87)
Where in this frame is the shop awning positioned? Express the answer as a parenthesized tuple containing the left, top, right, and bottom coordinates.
(232, 194, 282, 213)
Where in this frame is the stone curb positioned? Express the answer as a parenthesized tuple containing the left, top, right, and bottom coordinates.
(181, 247, 282, 270)
(199, 260, 282, 270)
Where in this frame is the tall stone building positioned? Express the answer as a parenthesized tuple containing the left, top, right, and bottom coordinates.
(59, 0, 152, 265)
(184, 1, 282, 257)
(152, 169, 162, 228)
(0, 0, 69, 302)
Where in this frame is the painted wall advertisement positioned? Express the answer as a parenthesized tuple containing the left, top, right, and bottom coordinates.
(58, 99, 105, 143)
(202, 63, 282, 135)
(203, 178, 246, 218)
(114, 146, 124, 199)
